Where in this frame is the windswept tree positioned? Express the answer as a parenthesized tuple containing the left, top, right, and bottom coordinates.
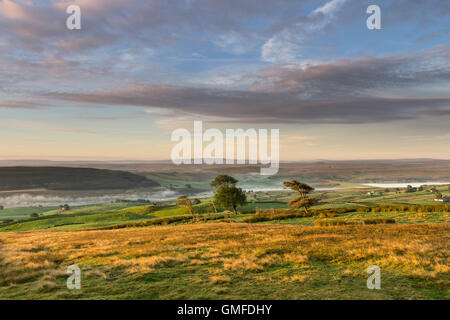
(177, 195, 198, 221)
(201, 201, 217, 215)
(211, 175, 246, 215)
(283, 179, 317, 213)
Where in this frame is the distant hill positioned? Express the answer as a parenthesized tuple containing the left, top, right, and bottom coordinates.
(0, 167, 160, 191)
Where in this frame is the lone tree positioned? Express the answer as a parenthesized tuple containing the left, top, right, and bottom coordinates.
(211, 175, 246, 215)
(177, 195, 198, 221)
(210, 175, 238, 188)
(283, 179, 317, 213)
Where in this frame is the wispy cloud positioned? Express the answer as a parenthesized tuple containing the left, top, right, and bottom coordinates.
(45, 48, 450, 124)
(1, 0, 449, 160)
(261, 0, 348, 63)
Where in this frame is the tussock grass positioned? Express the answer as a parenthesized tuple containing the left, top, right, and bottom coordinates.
(0, 222, 448, 299)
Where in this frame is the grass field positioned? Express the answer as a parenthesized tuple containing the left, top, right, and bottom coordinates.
(257, 210, 449, 226)
(0, 223, 448, 299)
(1, 185, 448, 231)
(0, 183, 448, 300)
(0, 206, 58, 221)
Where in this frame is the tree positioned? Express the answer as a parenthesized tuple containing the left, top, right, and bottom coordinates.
(283, 179, 317, 213)
(214, 185, 247, 215)
(405, 185, 416, 193)
(210, 175, 238, 188)
(201, 201, 217, 215)
(177, 195, 198, 221)
(211, 175, 246, 215)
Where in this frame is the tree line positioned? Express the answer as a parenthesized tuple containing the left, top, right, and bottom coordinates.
(177, 175, 318, 218)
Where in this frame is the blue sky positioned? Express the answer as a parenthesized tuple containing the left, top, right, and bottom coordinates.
(0, 0, 449, 160)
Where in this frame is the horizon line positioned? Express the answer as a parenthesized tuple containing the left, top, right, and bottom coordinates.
(0, 158, 449, 163)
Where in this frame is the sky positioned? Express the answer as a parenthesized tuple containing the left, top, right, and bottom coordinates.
(0, 0, 449, 161)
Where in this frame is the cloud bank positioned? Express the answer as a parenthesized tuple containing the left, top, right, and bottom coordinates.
(46, 48, 450, 124)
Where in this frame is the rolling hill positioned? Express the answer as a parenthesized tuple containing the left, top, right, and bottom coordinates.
(0, 167, 160, 191)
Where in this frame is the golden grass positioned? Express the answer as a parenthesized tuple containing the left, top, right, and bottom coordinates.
(0, 222, 448, 299)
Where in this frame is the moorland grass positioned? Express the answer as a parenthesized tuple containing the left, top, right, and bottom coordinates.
(0, 222, 448, 300)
